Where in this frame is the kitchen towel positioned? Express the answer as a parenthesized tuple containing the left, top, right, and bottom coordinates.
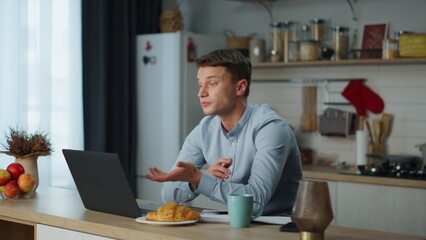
(356, 130, 369, 166)
(341, 79, 385, 116)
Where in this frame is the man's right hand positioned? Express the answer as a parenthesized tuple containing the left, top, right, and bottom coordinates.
(206, 158, 233, 180)
(145, 161, 202, 187)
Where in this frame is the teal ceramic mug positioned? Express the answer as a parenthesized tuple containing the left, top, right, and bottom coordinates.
(228, 194, 263, 228)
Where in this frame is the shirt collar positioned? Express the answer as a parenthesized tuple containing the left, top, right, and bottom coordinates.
(222, 102, 253, 137)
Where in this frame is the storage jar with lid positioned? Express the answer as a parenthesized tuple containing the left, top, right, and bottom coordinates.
(331, 26, 349, 60)
(282, 21, 297, 62)
(310, 18, 325, 44)
(300, 40, 319, 61)
(288, 41, 300, 61)
(300, 24, 311, 41)
(269, 22, 283, 62)
(382, 38, 398, 59)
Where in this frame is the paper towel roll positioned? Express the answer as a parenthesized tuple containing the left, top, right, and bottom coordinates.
(356, 130, 369, 166)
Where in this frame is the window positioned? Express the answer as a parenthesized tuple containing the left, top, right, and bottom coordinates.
(0, 0, 83, 189)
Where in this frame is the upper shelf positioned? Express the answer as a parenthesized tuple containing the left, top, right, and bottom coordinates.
(252, 58, 426, 68)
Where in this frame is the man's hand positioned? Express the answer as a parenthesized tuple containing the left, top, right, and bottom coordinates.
(145, 161, 202, 187)
(206, 158, 232, 180)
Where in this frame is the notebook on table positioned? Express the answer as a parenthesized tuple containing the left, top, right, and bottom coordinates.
(62, 149, 158, 218)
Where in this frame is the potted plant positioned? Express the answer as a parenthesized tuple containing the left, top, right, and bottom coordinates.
(1, 127, 52, 190)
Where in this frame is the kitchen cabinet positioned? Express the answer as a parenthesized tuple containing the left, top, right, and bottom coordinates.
(37, 224, 113, 240)
(335, 182, 426, 236)
(305, 176, 426, 237)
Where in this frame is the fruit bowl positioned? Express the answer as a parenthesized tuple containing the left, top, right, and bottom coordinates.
(0, 184, 36, 200)
(0, 163, 37, 200)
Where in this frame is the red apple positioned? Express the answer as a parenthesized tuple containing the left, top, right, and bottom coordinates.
(7, 163, 25, 180)
(0, 169, 11, 186)
(2, 180, 20, 198)
(17, 173, 36, 193)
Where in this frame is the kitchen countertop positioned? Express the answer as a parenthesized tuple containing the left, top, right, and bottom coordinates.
(1, 186, 425, 240)
(302, 164, 426, 189)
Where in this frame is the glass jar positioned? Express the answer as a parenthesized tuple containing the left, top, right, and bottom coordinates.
(282, 21, 297, 62)
(300, 24, 311, 41)
(270, 22, 283, 62)
(310, 18, 325, 44)
(382, 38, 398, 59)
(331, 26, 349, 60)
(300, 40, 319, 61)
(288, 41, 300, 61)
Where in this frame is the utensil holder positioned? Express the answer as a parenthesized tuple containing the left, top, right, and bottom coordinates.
(368, 143, 384, 166)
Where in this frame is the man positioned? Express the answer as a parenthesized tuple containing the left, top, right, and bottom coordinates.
(146, 49, 302, 216)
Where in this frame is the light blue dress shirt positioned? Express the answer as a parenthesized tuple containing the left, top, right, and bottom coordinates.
(161, 102, 302, 216)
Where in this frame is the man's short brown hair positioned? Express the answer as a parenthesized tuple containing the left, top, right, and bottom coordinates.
(196, 49, 252, 97)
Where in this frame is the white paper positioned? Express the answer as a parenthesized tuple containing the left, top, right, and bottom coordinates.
(199, 211, 291, 225)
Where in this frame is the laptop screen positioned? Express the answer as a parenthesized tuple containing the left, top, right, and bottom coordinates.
(63, 149, 142, 218)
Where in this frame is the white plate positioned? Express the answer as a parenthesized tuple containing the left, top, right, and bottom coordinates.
(135, 217, 198, 226)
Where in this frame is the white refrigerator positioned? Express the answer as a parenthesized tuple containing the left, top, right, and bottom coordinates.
(135, 32, 226, 202)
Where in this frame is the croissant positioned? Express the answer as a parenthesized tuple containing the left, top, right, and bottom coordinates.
(146, 202, 201, 222)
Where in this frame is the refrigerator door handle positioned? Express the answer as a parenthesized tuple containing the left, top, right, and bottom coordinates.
(143, 56, 156, 65)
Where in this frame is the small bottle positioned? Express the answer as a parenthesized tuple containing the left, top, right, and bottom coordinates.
(331, 26, 349, 60)
(270, 22, 283, 62)
(382, 38, 398, 59)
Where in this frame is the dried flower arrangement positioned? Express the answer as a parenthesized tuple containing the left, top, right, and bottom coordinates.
(0, 127, 52, 158)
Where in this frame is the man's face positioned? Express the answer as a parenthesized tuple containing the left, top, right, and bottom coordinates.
(197, 66, 240, 116)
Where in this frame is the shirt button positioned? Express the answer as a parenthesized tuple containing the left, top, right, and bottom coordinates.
(188, 194, 192, 198)
(231, 142, 235, 146)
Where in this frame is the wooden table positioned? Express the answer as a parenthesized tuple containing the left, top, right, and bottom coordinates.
(0, 186, 424, 240)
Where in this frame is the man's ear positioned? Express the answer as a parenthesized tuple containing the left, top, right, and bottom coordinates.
(236, 79, 248, 96)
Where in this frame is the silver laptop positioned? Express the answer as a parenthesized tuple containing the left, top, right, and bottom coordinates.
(62, 149, 158, 218)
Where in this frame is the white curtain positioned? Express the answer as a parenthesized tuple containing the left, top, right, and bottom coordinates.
(0, 0, 83, 189)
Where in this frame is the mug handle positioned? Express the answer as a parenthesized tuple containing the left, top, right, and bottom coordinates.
(251, 200, 263, 220)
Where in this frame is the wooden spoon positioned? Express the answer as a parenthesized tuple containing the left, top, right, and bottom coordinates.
(379, 113, 393, 144)
(373, 119, 382, 144)
(300, 86, 311, 132)
(310, 86, 317, 131)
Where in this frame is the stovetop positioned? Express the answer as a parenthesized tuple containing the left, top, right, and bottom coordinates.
(353, 154, 426, 180)
(342, 165, 426, 181)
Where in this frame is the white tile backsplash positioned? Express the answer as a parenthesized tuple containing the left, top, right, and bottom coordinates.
(405, 104, 426, 120)
(381, 88, 426, 104)
(405, 70, 426, 87)
(251, 64, 426, 165)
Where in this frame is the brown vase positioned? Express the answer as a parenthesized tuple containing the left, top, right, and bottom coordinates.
(292, 180, 333, 240)
(15, 155, 39, 191)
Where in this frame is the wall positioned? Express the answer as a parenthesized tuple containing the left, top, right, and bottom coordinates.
(250, 64, 426, 165)
(179, 0, 426, 164)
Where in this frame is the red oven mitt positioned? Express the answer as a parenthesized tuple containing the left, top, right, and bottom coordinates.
(342, 79, 385, 116)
